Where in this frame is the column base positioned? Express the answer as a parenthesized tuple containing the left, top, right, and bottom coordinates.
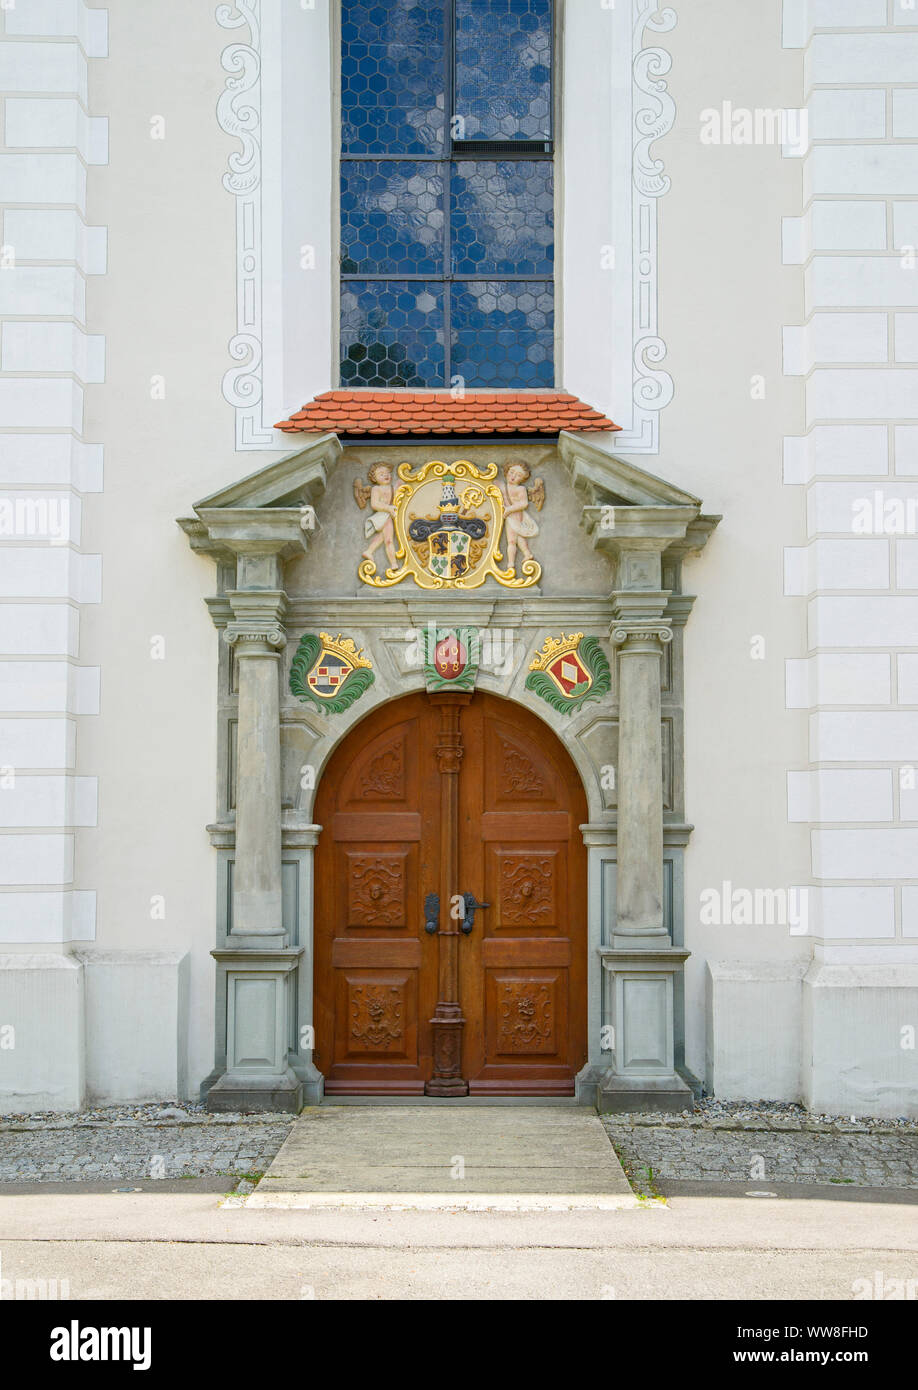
(205, 1066, 303, 1114)
(597, 1072, 694, 1115)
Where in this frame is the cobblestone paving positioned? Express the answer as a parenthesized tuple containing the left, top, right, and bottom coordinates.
(0, 1106, 294, 1183)
(603, 1103, 918, 1196)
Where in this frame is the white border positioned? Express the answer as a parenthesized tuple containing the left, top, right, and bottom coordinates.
(216, 0, 676, 453)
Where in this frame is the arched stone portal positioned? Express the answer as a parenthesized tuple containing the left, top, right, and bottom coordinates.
(179, 433, 719, 1112)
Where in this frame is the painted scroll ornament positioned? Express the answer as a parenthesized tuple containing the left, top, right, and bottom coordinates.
(525, 632, 611, 716)
(353, 459, 543, 590)
(289, 631, 374, 715)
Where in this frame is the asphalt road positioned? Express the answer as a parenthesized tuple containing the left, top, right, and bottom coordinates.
(1, 1185, 916, 1300)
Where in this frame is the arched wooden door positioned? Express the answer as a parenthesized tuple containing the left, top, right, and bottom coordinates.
(313, 692, 588, 1095)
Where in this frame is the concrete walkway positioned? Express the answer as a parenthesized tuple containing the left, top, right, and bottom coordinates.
(247, 1104, 636, 1210)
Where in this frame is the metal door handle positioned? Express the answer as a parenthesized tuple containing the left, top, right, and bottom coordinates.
(460, 893, 490, 935)
(424, 892, 440, 935)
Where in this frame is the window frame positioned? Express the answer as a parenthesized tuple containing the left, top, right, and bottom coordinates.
(338, 0, 557, 390)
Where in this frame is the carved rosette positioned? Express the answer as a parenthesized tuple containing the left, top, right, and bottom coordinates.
(350, 983, 403, 1051)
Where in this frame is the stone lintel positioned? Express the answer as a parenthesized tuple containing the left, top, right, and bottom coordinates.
(579, 823, 694, 849)
(193, 507, 309, 562)
(211, 947, 302, 969)
(664, 513, 722, 563)
(666, 593, 697, 628)
(224, 588, 289, 651)
(600, 947, 691, 973)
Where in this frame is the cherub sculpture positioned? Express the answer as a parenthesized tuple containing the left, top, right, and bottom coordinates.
(499, 460, 545, 574)
(354, 463, 398, 572)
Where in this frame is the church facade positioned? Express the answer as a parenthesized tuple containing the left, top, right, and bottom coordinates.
(1, 0, 916, 1117)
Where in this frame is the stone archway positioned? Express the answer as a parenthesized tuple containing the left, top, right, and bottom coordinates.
(179, 432, 719, 1113)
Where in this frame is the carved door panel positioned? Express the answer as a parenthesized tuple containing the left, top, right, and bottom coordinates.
(313, 691, 587, 1095)
(458, 696, 588, 1094)
(313, 694, 441, 1093)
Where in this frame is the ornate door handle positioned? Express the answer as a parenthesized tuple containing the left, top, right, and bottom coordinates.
(424, 892, 440, 935)
(460, 893, 490, 935)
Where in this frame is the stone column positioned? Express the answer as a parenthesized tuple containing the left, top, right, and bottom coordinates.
(207, 553, 303, 1112)
(599, 528, 694, 1112)
(225, 607, 286, 944)
(611, 618, 672, 944)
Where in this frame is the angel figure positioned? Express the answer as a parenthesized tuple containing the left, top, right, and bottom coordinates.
(500, 460, 545, 574)
(354, 463, 398, 571)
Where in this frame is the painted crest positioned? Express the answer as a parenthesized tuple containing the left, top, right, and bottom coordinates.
(423, 624, 479, 693)
(355, 459, 542, 590)
(525, 632, 611, 716)
(289, 631, 374, 715)
(434, 632, 467, 679)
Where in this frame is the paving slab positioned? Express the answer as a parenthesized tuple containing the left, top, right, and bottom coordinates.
(248, 1104, 637, 1209)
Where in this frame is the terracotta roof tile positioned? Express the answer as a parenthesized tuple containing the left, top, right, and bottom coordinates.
(274, 390, 619, 437)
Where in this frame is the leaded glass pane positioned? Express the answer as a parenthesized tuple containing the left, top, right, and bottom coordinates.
(450, 160, 552, 276)
(450, 280, 553, 386)
(454, 0, 552, 142)
(341, 162, 445, 275)
(341, 281, 445, 387)
(341, 0, 447, 155)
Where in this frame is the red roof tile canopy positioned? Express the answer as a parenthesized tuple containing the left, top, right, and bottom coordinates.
(275, 391, 619, 437)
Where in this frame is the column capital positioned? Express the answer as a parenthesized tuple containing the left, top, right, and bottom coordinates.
(223, 623, 286, 653)
(610, 587, 671, 629)
(611, 622, 673, 650)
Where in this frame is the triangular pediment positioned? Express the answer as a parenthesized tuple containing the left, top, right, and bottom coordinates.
(192, 433, 342, 511)
(177, 434, 342, 559)
(558, 432, 701, 508)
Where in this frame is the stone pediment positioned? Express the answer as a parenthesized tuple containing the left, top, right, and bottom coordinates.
(178, 428, 718, 581)
(177, 433, 341, 559)
(557, 433, 720, 563)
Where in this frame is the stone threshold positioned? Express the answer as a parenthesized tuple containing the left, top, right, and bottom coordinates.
(227, 1190, 644, 1212)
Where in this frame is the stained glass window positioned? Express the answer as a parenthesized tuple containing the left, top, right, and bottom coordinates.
(341, 0, 447, 155)
(340, 0, 554, 391)
(454, 0, 552, 143)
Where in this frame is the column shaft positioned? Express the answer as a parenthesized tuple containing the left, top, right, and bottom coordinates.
(613, 626, 671, 941)
(232, 637, 284, 936)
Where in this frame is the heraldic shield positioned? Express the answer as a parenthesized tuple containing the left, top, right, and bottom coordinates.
(356, 459, 540, 590)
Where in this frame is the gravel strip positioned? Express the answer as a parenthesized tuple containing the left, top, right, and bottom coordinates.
(0, 1102, 295, 1183)
(603, 1100, 918, 1192)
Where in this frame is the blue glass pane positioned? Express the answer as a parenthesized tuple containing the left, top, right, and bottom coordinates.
(341, 281, 445, 387)
(450, 281, 553, 387)
(455, 0, 552, 141)
(342, 0, 446, 154)
(451, 160, 552, 276)
(341, 162, 445, 275)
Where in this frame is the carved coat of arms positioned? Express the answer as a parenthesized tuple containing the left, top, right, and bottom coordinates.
(353, 459, 544, 590)
(525, 632, 612, 716)
(289, 631, 375, 715)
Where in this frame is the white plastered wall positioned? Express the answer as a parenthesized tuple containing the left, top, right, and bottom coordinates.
(2, 0, 915, 1114)
(0, 0, 107, 1110)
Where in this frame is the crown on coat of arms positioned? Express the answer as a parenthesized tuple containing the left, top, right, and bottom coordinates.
(528, 632, 585, 672)
(438, 474, 459, 511)
(318, 632, 373, 670)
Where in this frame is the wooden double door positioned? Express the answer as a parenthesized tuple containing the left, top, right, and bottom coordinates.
(313, 692, 588, 1095)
